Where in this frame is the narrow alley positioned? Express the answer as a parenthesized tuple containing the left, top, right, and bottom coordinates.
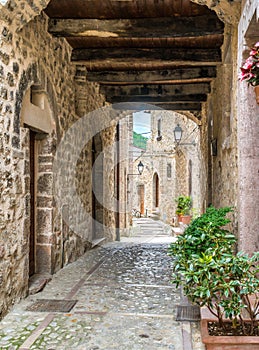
(0, 219, 203, 350)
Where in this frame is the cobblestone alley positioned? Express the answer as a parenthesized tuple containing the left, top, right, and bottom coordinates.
(0, 219, 204, 350)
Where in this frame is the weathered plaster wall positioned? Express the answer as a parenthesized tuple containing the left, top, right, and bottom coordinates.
(237, 1, 259, 253)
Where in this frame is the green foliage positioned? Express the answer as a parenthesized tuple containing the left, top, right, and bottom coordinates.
(133, 131, 148, 150)
(168, 206, 259, 334)
(175, 195, 192, 215)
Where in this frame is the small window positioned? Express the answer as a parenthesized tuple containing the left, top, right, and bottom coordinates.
(167, 163, 172, 178)
(157, 118, 162, 141)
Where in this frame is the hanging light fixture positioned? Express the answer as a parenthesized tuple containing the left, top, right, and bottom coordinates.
(137, 161, 144, 175)
(128, 161, 144, 179)
(173, 124, 183, 144)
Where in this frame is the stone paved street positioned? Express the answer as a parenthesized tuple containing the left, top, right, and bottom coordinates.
(0, 219, 204, 349)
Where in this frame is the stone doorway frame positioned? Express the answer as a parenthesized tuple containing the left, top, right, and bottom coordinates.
(20, 85, 56, 275)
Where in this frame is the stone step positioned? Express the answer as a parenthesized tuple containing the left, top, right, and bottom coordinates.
(92, 238, 106, 248)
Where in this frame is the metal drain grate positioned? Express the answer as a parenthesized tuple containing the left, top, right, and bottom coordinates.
(176, 305, 201, 321)
(26, 299, 78, 312)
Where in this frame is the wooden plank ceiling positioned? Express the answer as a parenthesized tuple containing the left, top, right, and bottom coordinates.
(44, 0, 224, 112)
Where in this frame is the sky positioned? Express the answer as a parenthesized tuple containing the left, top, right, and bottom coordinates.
(133, 111, 151, 137)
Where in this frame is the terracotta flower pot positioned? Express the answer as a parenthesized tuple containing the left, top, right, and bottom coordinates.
(177, 214, 183, 223)
(181, 215, 192, 225)
(255, 85, 259, 105)
(200, 319, 259, 350)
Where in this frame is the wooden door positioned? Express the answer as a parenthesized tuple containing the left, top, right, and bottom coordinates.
(138, 185, 145, 215)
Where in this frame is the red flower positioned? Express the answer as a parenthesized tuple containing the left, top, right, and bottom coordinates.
(239, 42, 259, 86)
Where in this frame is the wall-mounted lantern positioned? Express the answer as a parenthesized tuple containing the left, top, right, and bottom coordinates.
(128, 161, 145, 178)
(173, 124, 183, 144)
(137, 161, 144, 175)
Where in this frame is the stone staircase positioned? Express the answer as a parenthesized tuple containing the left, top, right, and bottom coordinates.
(171, 222, 187, 236)
(132, 217, 169, 236)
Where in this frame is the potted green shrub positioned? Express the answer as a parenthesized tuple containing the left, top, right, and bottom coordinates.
(175, 195, 192, 224)
(168, 206, 259, 349)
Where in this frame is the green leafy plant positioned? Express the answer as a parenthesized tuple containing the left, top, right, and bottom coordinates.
(168, 206, 259, 335)
(175, 195, 192, 216)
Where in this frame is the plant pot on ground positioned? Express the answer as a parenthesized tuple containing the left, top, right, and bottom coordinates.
(175, 195, 192, 224)
(168, 206, 259, 349)
(200, 318, 259, 350)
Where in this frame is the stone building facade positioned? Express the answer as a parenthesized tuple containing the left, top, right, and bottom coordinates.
(131, 111, 203, 224)
(0, 0, 258, 319)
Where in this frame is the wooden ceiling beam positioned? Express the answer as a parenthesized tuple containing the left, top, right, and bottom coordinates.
(44, 0, 213, 20)
(74, 61, 220, 71)
(84, 67, 217, 83)
(158, 103, 202, 111)
(100, 83, 211, 96)
(67, 34, 224, 49)
(105, 94, 207, 103)
(98, 78, 213, 85)
(48, 16, 223, 38)
(71, 48, 221, 62)
(111, 102, 202, 111)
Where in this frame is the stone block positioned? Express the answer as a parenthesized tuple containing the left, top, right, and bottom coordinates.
(36, 209, 52, 235)
(37, 195, 53, 208)
(36, 244, 52, 274)
(37, 173, 53, 195)
(12, 135, 20, 149)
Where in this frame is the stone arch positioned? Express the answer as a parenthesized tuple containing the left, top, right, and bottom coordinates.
(1, 0, 240, 30)
(190, 0, 241, 24)
(1, 0, 52, 31)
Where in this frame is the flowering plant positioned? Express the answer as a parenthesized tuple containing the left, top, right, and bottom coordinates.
(239, 42, 259, 86)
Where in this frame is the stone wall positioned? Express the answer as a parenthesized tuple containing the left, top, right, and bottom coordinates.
(0, 11, 114, 318)
(204, 22, 239, 237)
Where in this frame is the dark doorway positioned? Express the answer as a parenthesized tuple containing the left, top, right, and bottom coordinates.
(92, 134, 104, 240)
(29, 130, 36, 276)
(153, 173, 159, 208)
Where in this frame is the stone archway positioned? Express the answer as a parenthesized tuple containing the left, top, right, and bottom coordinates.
(0, 0, 52, 31)
(0, 0, 240, 34)
(190, 0, 240, 24)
